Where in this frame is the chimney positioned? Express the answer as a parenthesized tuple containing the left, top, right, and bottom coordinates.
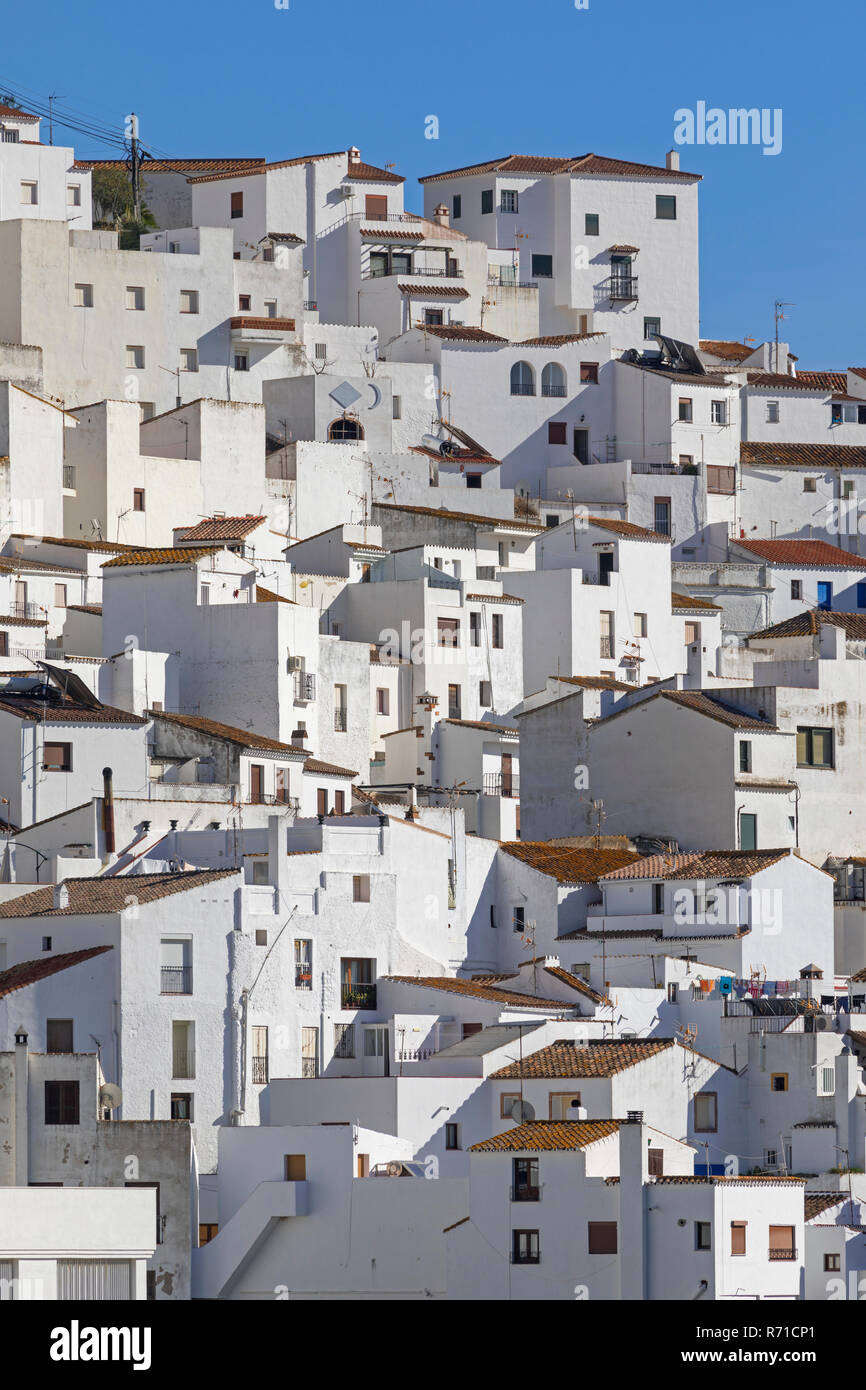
(52, 882, 69, 910)
(665, 150, 680, 171)
(818, 621, 844, 662)
(14, 1026, 29, 1185)
(290, 726, 307, 751)
(618, 1115, 648, 1299)
(432, 202, 450, 227)
(102, 767, 115, 855)
(347, 146, 361, 165)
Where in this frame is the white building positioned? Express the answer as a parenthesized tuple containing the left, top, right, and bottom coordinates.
(0, 101, 91, 231)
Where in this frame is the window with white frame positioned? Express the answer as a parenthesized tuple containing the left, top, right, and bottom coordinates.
(126, 345, 145, 369)
(67, 184, 81, 207)
(711, 400, 728, 425)
(74, 283, 93, 308)
(20, 181, 37, 204)
(817, 1063, 836, 1097)
(180, 348, 198, 372)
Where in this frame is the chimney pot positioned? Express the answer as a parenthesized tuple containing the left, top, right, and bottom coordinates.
(53, 882, 69, 910)
(665, 150, 680, 171)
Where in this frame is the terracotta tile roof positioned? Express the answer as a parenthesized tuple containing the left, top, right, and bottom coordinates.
(741, 441, 866, 470)
(0, 613, 48, 628)
(420, 153, 699, 183)
(491, 1038, 674, 1079)
(360, 227, 424, 241)
(600, 848, 792, 881)
(733, 538, 865, 569)
(384, 975, 575, 1011)
(419, 324, 507, 343)
(469, 1119, 621, 1152)
(0, 945, 114, 1000)
(230, 316, 296, 332)
(518, 332, 607, 346)
(444, 718, 518, 734)
(66, 604, 102, 616)
(797, 371, 849, 393)
(464, 593, 521, 603)
(261, 231, 305, 245)
(750, 609, 866, 641)
(499, 842, 642, 883)
(92, 156, 265, 174)
(255, 586, 295, 604)
(0, 692, 145, 725)
(672, 590, 722, 610)
(619, 362, 733, 387)
(186, 152, 342, 183)
(0, 103, 39, 121)
(549, 674, 633, 691)
(699, 340, 755, 362)
(805, 1191, 846, 1221)
(734, 777, 798, 792)
(558, 925, 752, 942)
(176, 515, 265, 542)
(345, 161, 404, 184)
(607, 244, 640, 254)
(849, 966, 866, 982)
(657, 690, 779, 731)
(303, 756, 358, 778)
(148, 708, 299, 753)
(373, 502, 544, 532)
(9, 533, 138, 554)
(588, 516, 670, 542)
(0, 556, 82, 576)
(746, 372, 826, 391)
(400, 284, 470, 299)
(102, 547, 222, 568)
(0, 869, 238, 919)
(542, 966, 610, 1006)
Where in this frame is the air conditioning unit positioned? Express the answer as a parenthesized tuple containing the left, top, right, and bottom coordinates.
(287, 654, 304, 672)
(342, 185, 355, 199)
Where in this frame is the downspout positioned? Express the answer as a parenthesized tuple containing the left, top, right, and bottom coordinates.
(102, 767, 116, 860)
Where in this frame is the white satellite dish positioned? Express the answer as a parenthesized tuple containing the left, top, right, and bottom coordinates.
(99, 1082, 123, 1111)
(510, 1099, 535, 1122)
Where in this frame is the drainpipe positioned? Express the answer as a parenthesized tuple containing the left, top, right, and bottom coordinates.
(14, 1026, 29, 1186)
(102, 767, 115, 858)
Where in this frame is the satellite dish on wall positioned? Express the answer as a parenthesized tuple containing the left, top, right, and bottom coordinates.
(510, 1100, 535, 1122)
(99, 1082, 123, 1111)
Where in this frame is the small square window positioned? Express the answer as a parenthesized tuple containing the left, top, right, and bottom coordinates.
(353, 874, 371, 903)
(67, 183, 81, 207)
(770, 1073, 788, 1092)
(585, 213, 599, 236)
(126, 286, 145, 311)
(767, 400, 780, 423)
(234, 353, 249, 372)
(179, 289, 199, 314)
(531, 253, 553, 279)
(803, 477, 817, 493)
(678, 397, 693, 422)
(20, 181, 38, 205)
(824, 1253, 841, 1272)
(587, 1222, 617, 1254)
(656, 194, 677, 219)
(500, 190, 518, 213)
(126, 345, 145, 369)
(644, 317, 661, 338)
(238, 294, 252, 312)
(133, 488, 145, 512)
(711, 400, 728, 426)
(171, 1092, 193, 1120)
(548, 421, 567, 445)
(74, 283, 93, 308)
(180, 348, 198, 373)
(580, 362, 599, 384)
(43, 742, 72, 772)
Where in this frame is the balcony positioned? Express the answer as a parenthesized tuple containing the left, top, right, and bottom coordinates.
(632, 460, 699, 476)
(248, 792, 300, 809)
(172, 1050, 195, 1080)
(483, 772, 520, 798)
(510, 1186, 541, 1202)
(510, 383, 535, 397)
(582, 571, 612, 586)
(160, 965, 192, 995)
(230, 315, 297, 345)
(334, 708, 347, 732)
(768, 1246, 797, 1261)
(295, 964, 312, 989)
(63, 465, 76, 489)
(541, 385, 567, 398)
(303, 300, 317, 311)
(294, 672, 316, 702)
(301, 1058, 318, 1079)
(606, 275, 638, 301)
(487, 278, 538, 290)
(364, 265, 463, 281)
(341, 982, 377, 1010)
(251, 1056, 268, 1085)
(9, 601, 43, 620)
(600, 637, 614, 658)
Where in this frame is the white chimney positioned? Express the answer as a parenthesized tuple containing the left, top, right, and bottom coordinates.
(52, 882, 69, 910)
(432, 202, 449, 227)
(347, 146, 361, 164)
(666, 150, 680, 171)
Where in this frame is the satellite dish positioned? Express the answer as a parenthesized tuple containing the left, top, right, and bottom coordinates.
(99, 1082, 123, 1111)
(510, 1100, 535, 1122)
(386, 1161, 403, 1176)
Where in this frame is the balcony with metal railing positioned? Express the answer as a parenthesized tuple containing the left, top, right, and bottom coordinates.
(295, 963, 312, 989)
(541, 384, 567, 398)
(63, 465, 76, 489)
(510, 383, 536, 397)
(510, 1185, 541, 1202)
(482, 772, 520, 798)
(364, 264, 463, 281)
(160, 965, 192, 995)
(334, 708, 347, 732)
(606, 275, 639, 301)
(341, 982, 377, 1010)
(582, 571, 612, 586)
(294, 672, 316, 702)
(251, 1056, 269, 1085)
(768, 1246, 797, 1261)
(600, 637, 614, 658)
(9, 601, 43, 620)
(172, 1050, 195, 1080)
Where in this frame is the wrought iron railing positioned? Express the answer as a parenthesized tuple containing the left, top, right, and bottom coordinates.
(341, 982, 377, 1010)
(172, 1050, 195, 1079)
(251, 1056, 268, 1085)
(607, 275, 638, 300)
(482, 772, 520, 797)
(161, 965, 192, 995)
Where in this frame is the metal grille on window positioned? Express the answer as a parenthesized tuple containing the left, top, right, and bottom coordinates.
(57, 1259, 133, 1300)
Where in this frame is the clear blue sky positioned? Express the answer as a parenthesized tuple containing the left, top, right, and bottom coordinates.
(3, 0, 864, 366)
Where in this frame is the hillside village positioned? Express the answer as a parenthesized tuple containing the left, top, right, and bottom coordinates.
(2, 100, 866, 1303)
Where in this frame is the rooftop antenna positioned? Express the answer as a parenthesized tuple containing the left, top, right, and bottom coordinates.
(48, 92, 67, 147)
(773, 300, 794, 374)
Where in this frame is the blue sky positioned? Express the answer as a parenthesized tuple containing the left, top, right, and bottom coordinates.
(3, 0, 864, 365)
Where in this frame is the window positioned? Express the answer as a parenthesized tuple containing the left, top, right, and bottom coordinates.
(67, 183, 81, 207)
(585, 213, 599, 236)
(238, 294, 251, 312)
(126, 345, 145, 369)
(679, 455, 694, 467)
(170, 1093, 192, 1120)
(817, 581, 833, 610)
(53, 583, 67, 608)
(695, 1222, 712, 1251)
(654, 498, 671, 536)
(479, 679, 492, 707)
(437, 617, 460, 648)
(180, 289, 198, 314)
(126, 286, 145, 310)
(230, 190, 244, 218)
(765, 1148, 778, 1166)
(341, 957, 376, 1009)
(74, 283, 93, 308)
(295, 939, 312, 989)
(817, 1063, 836, 1097)
(199, 1222, 218, 1245)
(600, 610, 614, 659)
(510, 361, 535, 396)
(469, 611, 481, 647)
(180, 348, 198, 372)
(500, 189, 518, 213)
(133, 488, 145, 512)
(481, 189, 494, 214)
(42, 936, 52, 952)
(531, 253, 553, 279)
(264, 299, 277, 319)
(634, 613, 647, 638)
(172, 1021, 195, 1079)
(739, 812, 757, 851)
(445, 1123, 461, 1150)
(352, 874, 371, 903)
(20, 181, 37, 204)
(392, 395, 401, 420)
(652, 883, 664, 914)
(541, 362, 566, 397)
(512, 1229, 540, 1264)
(512, 1156, 539, 1199)
(767, 400, 780, 423)
(573, 428, 590, 463)
(769, 1225, 796, 1260)
(588, 1222, 617, 1254)
(334, 1023, 355, 1059)
(251, 1026, 268, 1084)
(824, 1253, 841, 1272)
(790, 579, 802, 600)
(843, 479, 856, 497)
(43, 742, 72, 772)
(694, 1092, 718, 1132)
(376, 687, 389, 716)
(656, 194, 676, 219)
(803, 477, 817, 493)
(512, 905, 525, 934)
(285, 1154, 306, 1181)
(452, 194, 462, 219)
(678, 397, 693, 422)
(448, 684, 461, 718)
(365, 194, 387, 220)
(548, 421, 567, 445)
(711, 400, 728, 426)
(797, 726, 834, 768)
(251, 860, 269, 885)
(46, 1020, 73, 1053)
(492, 613, 504, 648)
(328, 416, 364, 440)
(644, 316, 661, 338)
(731, 1221, 747, 1256)
(160, 938, 192, 994)
(770, 1073, 788, 1092)
(140, 403, 154, 422)
(45, 1081, 79, 1125)
(234, 353, 249, 372)
(500, 1092, 520, 1117)
(648, 1148, 664, 1177)
(549, 1093, 581, 1120)
(580, 361, 599, 385)
(739, 740, 751, 772)
(667, 982, 678, 1003)
(546, 515, 560, 528)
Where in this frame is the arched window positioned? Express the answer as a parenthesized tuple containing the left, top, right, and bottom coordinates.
(510, 361, 535, 397)
(328, 417, 364, 441)
(541, 362, 566, 398)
